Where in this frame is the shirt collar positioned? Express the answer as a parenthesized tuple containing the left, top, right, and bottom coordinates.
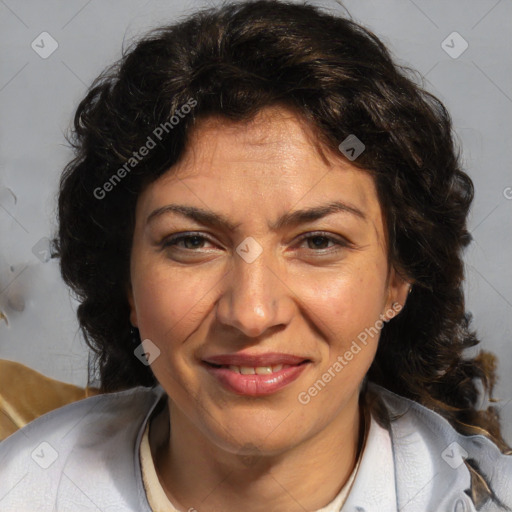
(341, 405, 398, 511)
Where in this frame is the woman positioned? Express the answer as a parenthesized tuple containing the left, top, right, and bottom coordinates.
(0, 1, 510, 510)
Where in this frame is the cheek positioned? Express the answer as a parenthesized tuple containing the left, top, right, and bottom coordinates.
(132, 262, 215, 349)
(132, 266, 214, 391)
(303, 260, 388, 345)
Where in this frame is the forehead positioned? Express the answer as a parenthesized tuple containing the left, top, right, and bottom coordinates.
(176, 106, 336, 176)
(159, 106, 375, 202)
(136, 105, 385, 243)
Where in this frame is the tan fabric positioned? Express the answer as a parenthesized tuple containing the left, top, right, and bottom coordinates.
(140, 415, 363, 512)
(140, 420, 180, 512)
(0, 359, 100, 441)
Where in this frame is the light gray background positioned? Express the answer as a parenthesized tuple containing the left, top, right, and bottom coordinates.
(1, 0, 511, 443)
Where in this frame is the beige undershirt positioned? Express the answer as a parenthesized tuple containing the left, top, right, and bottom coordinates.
(140, 412, 365, 512)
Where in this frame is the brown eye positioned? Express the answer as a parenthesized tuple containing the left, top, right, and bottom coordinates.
(297, 232, 349, 252)
(305, 236, 333, 250)
(162, 233, 215, 250)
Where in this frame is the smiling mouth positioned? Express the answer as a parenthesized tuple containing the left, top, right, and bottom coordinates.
(202, 359, 311, 396)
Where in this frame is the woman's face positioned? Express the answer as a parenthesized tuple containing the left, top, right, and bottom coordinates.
(127, 105, 408, 456)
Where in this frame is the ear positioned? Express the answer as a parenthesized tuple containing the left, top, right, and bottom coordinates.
(383, 267, 411, 321)
(126, 282, 138, 327)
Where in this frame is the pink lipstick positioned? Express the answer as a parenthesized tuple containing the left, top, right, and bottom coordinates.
(202, 352, 310, 396)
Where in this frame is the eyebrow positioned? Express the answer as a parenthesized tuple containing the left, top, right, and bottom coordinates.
(146, 200, 367, 231)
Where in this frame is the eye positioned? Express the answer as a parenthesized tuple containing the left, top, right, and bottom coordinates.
(296, 232, 349, 253)
(161, 233, 217, 251)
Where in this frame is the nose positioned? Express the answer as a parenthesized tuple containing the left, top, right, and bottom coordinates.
(215, 246, 294, 338)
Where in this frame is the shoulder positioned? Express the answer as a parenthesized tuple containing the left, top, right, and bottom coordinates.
(0, 385, 164, 512)
(0, 384, 162, 451)
(368, 382, 512, 511)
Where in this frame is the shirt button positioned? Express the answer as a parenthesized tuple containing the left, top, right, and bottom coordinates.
(452, 494, 475, 512)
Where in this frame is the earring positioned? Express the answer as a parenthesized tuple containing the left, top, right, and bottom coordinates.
(130, 326, 140, 345)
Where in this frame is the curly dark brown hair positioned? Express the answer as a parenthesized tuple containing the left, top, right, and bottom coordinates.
(52, 0, 510, 452)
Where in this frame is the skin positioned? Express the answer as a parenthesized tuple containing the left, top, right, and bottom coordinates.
(127, 105, 410, 512)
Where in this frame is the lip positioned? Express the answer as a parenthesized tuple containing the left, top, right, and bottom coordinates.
(201, 352, 311, 396)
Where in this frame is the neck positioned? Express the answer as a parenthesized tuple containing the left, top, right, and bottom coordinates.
(151, 393, 365, 512)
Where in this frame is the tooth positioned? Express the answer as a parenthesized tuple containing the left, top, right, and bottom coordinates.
(255, 366, 273, 375)
(226, 364, 288, 374)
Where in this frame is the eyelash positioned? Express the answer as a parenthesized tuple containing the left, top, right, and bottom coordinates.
(161, 231, 350, 254)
